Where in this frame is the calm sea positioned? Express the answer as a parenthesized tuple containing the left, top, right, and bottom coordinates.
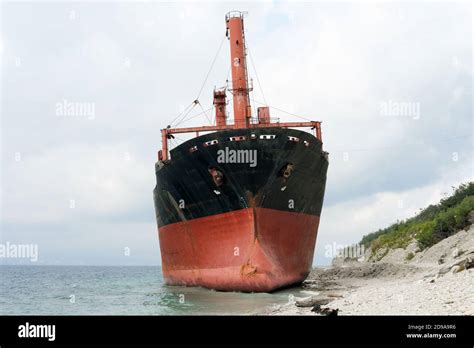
(0, 266, 311, 315)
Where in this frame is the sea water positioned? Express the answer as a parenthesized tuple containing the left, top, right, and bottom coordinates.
(0, 266, 307, 315)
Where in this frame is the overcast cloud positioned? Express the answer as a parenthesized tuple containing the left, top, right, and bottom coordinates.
(0, 1, 472, 266)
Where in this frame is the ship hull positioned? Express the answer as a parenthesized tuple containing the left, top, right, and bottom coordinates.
(159, 208, 320, 292)
(154, 127, 328, 292)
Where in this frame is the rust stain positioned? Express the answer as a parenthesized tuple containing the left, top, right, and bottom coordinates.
(245, 190, 263, 208)
(208, 167, 224, 187)
(240, 262, 257, 277)
(240, 193, 262, 278)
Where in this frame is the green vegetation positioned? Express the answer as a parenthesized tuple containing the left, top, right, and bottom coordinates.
(405, 252, 415, 261)
(360, 182, 474, 257)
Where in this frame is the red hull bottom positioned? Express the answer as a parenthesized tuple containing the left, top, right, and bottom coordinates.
(158, 208, 320, 292)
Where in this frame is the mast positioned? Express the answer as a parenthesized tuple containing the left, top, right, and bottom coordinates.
(226, 11, 252, 128)
(158, 11, 324, 162)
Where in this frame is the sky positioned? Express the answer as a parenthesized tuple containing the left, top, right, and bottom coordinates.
(0, 0, 472, 266)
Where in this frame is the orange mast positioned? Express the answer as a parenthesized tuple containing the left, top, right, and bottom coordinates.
(226, 11, 251, 128)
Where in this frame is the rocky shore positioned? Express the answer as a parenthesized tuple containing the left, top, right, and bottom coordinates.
(265, 223, 474, 315)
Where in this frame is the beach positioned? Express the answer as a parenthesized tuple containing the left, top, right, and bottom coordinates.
(266, 223, 474, 315)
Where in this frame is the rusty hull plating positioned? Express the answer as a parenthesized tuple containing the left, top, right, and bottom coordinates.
(154, 11, 328, 292)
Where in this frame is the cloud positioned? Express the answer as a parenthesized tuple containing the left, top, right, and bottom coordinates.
(2, 142, 153, 224)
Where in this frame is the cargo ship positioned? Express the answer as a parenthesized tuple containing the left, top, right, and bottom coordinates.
(153, 11, 328, 292)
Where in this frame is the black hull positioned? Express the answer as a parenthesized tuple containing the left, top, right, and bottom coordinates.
(153, 127, 328, 228)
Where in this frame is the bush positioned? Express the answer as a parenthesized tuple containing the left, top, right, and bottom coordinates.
(414, 220, 436, 249)
(422, 195, 474, 248)
(360, 182, 474, 255)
